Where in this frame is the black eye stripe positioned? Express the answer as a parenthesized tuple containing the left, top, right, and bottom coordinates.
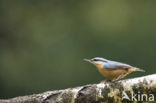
(92, 59, 98, 61)
(93, 59, 101, 61)
(93, 59, 108, 62)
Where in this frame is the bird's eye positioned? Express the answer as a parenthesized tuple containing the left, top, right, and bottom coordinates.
(93, 59, 98, 61)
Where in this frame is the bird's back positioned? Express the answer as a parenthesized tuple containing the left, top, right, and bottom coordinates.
(103, 61, 132, 70)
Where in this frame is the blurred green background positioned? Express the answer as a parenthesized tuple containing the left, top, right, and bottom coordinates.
(0, 0, 156, 99)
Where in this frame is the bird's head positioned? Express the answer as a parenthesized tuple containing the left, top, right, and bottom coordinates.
(84, 57, 108, 66)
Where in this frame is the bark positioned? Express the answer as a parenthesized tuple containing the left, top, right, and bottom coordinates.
(0, 74, 156, 103)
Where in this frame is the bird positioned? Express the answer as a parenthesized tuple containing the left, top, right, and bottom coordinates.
(84, 57, 145, 81)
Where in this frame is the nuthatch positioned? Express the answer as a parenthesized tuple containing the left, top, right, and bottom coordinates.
(84, 57, 145, 81)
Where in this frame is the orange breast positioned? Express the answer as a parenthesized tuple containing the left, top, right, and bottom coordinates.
(96, 65, 128, 79)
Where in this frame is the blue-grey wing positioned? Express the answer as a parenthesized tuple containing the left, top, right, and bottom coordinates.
(103, 61, 132, 70)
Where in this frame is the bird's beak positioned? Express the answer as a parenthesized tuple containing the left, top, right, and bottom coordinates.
(84, 59, 92, 63)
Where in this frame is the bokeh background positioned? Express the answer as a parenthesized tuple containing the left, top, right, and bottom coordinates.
(0, 0, 156, 99)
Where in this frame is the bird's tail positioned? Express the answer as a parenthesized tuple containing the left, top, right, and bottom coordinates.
(135, 67, 145, 72)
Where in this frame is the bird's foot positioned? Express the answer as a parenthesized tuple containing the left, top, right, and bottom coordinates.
(100, 80, 106, 83)
(100, 79, 112, 83)
(112, 79, 119, 82)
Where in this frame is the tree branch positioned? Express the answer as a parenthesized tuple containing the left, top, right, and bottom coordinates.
(0, 74, 156, 103)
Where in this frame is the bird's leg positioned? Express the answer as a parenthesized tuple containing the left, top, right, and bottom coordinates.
(112, 74, 123, 81)
(113, 73, 129, 81)
(121, 73, 129, 79)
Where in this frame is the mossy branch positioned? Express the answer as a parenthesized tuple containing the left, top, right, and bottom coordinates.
(0, 74, 156, 103)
